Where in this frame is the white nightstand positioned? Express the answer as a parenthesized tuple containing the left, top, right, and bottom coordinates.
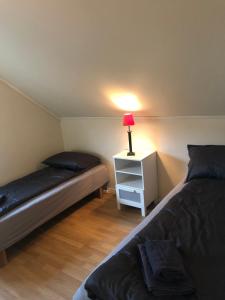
(113, 151, 158, 217)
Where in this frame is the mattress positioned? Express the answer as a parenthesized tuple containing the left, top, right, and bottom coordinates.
(84, 178, 225, 300)
(0, 164, 108, 252)
(0, 167, 87, 217)
(73, 181, 184, 300)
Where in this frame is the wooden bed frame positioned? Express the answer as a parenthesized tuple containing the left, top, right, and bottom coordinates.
(0, 165, 108, 267)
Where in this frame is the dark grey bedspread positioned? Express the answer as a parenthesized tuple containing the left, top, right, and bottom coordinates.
(85, 178, 225, 300)
(0, 167, 84, 216)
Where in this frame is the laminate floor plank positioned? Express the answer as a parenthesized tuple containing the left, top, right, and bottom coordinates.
(0, 193, 142, 300)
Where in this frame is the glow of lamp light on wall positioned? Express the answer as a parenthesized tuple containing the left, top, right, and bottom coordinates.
(133, 135, 156, 153)
(110, 93, 141, 111)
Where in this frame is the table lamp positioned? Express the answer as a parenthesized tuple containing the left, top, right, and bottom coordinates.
(123, 113, 135, 156)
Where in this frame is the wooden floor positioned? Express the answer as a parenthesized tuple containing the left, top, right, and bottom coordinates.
(0, 192, 143, 300)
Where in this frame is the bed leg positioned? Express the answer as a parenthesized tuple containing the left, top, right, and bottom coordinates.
(98, 187, 104, 199)
(0, 250, 8, 267)
(141, 206, 147, 217)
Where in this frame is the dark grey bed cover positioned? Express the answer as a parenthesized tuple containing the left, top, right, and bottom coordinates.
(85, 178, 225, 300)
(0, 167, 87, 216)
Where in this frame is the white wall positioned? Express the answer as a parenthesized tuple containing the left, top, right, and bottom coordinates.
(0, 81, 64, 185)
(1, 0, 225, 118)
(61, 116, 225, 198)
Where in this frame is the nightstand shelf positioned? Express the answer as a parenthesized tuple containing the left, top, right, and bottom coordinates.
(115, 159, 142, 176)
(113, 151, 158, 216)
(116, 166, 142, 176)
(116, 175, 143, 189)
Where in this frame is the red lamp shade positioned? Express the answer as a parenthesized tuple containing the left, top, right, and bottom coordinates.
(123, 113, 135, 126)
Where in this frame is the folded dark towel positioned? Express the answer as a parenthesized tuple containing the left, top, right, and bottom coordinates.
(146, 240, 187, 282)
(138, 240, 195, 296)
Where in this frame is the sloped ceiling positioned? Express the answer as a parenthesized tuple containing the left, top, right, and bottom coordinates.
(1, 0, 225, 117)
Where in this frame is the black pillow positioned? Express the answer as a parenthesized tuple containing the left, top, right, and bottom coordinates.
(42, 152, 100, 171)
(186, 145, 225, 182)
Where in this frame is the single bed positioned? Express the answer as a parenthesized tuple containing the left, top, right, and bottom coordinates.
(73, 145, 225, 300)
(0, 152, 109, 266)
(73, 181, 184, 300)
